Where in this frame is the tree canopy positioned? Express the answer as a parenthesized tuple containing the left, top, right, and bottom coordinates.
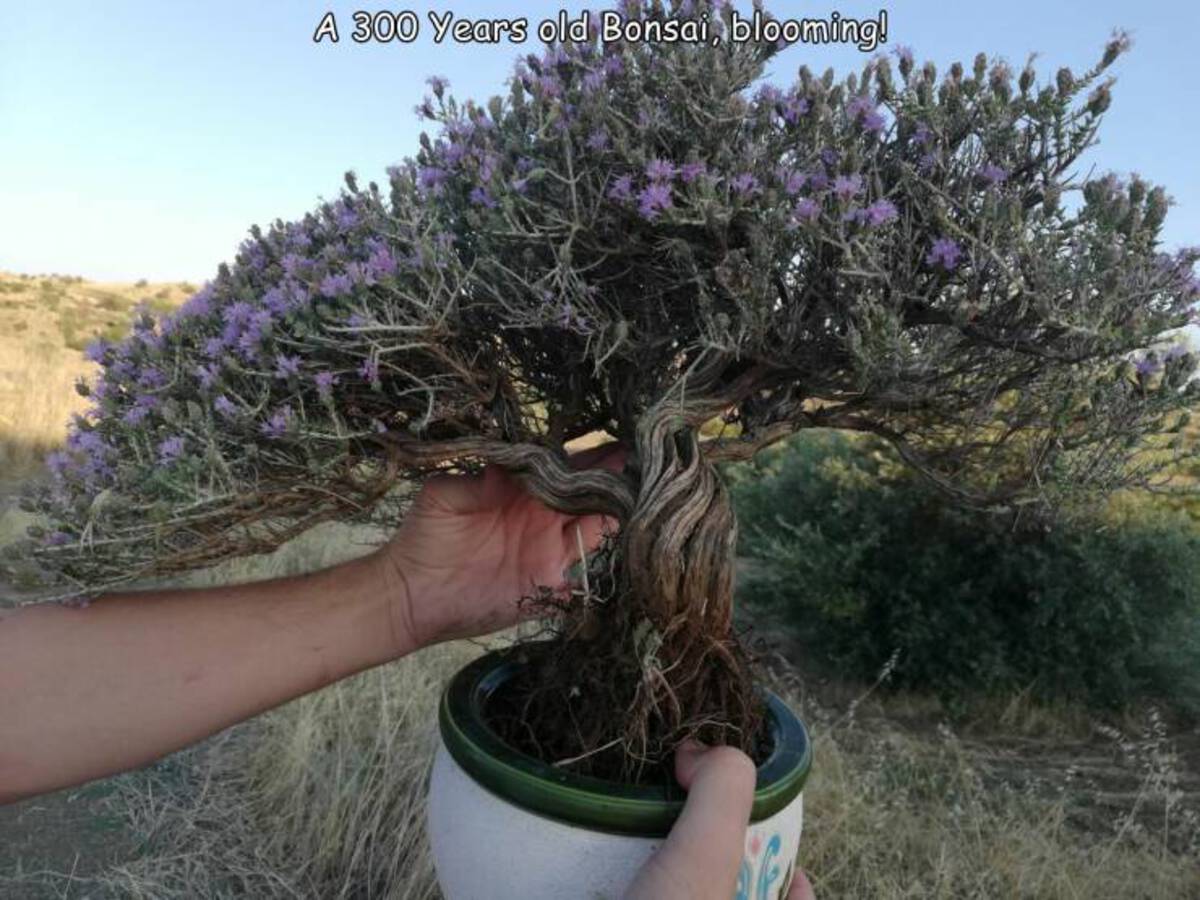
(12, 0, 1198, 612)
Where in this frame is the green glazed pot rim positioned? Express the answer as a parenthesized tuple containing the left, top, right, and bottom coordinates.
(438, 646, 813, 837)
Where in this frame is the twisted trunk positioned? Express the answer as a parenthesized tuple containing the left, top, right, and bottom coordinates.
(375, 364, 770, 781)
(609, 404, 763, 775)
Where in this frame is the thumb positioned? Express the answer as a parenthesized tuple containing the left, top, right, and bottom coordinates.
(626, 742, 756, 899)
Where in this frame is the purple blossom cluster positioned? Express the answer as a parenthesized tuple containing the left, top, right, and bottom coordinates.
(979, 164, 1008, 186)
(846, 95, 886, 134)
(845, 200, 899, 228)
(926, 237, 964, 271)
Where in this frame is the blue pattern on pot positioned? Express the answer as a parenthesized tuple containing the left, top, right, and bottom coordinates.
(735, 831, 787, 899)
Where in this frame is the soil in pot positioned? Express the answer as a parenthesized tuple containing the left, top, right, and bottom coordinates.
(483, 642, 777, 788)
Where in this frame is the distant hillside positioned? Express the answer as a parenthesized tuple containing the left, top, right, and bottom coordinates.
(0, 271, 196, 352)
(0, 271, 193, 483)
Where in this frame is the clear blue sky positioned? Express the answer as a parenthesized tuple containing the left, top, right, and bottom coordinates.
(2, 0, 1196, 282)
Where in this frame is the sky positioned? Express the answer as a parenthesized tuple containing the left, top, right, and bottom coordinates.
(1, 0, 1197, 283)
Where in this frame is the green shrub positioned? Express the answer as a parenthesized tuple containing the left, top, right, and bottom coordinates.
(727, 432, 1200, 719)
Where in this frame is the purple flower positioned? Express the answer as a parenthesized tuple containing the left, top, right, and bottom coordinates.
(541, 44, 568, 68)
(470, 186, 498, 208)
(679, 161, 707, 183)
(275, 355, 302, 380)
(912, 122, 933, 147)
(637, 182, 673, 220)
(285, 224, 313, 251)
(314, 371, 339, 399)
(66, 428, 101, 455)
(281, 253, 308, 278)
(781, 94, 810, 124)
(608, 174, 634, 202)
(138, 367, 167, 389)
(195, 363, 220, 390)
(587, 129, 611, 151)
(269, 285, 299, 316)
(439, 140, 467, 168)
(203, 336, 227, 359)
(223, 300, 255, 328)
(582, 69, 606, 93)
(426, 74, 449, 95)
(43, 531, 71, 547)
(918, 152, 938, 174)
(511, 176, 530, 195)
(894, 45, 914, 66)
(862, 110, 886, 133)
(260, 406, 293, 439)
(731, 172, 760, 197)
(417, 166, 447, 196)
(320, 272, 354, 298)
(366, 246, 398, 280)
(807, 171, 830, 192)
(863, 199, 899, 226)
(646, 158, 676, 182)
(789, 198, 820, 226)
(1135, 356, 1162, 376)
(285, 279, 310, 308)
(537, 75, 561, 98)
(979, 164, 1008, 186)
(821, 148, 840, 168)
(926, 237, 964, 271)
(336, 202, 357, 232)
(833, 175, 864, 201)
(249, 309, 273, 335)
(414, 97, 436, 120)
(83, 339, 110, 364)
(346, 261, 373, 287)
(756, 84, 783, 108)
(477, 152, 500, 183)
(603, 55, 623, 77)
(237, 331, 264, 362)
(214, 395, 238, 418)
(781, 169, 807, 196)
(1164, 344, 1189, 362)
(359, 357, 380, 385)
(46, 449, 71, 479)
(847, 96, 872, 116)
(122, 405, 149, 426)
(157, 435, 186, 464)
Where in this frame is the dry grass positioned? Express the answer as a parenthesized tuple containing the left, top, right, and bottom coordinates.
(0, 340, 94, 484)
(7, 612, 1197, 899)
(78, 642, 479, 900)
(781, 674, 1200, 898)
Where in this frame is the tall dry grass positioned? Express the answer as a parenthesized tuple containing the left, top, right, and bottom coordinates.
(0, 342, 93, 484)
(6, 605, 1197, 898)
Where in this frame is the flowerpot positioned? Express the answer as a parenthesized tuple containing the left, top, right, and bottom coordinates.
(428, 648, 813, 900)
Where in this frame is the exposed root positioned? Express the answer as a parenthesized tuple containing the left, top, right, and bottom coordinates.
(489, 401, 767, 784)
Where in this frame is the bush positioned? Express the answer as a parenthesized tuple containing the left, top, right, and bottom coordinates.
(727, 432, 1200, 718)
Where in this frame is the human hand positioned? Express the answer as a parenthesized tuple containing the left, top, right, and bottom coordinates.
(625, 742, 816, 900)
(372, 441, 626, 651)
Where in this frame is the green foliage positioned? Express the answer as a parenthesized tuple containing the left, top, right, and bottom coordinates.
(728, 432, 1200, 718)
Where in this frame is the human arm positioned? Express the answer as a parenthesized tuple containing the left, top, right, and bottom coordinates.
(0, 443, 623, 806)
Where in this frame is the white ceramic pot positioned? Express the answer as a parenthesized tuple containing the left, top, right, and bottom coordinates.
(427, 650, 812, 900)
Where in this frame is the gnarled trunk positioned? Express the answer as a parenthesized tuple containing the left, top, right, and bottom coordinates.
(490, 403, 764, 783)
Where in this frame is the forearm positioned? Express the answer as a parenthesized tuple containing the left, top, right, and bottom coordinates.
(0, 552, 413, 805)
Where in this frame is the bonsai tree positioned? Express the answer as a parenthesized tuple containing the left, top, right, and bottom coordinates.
(10, 0, 1199, 782)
